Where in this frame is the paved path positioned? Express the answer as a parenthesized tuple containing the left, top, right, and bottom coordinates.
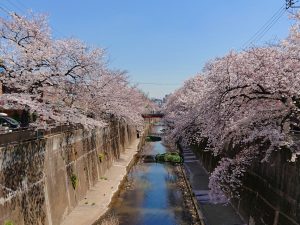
(61, 139, 140, 225)
(182, 147, 245, 225)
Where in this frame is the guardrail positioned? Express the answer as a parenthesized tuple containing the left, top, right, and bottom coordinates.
(0, 124, 81, 146)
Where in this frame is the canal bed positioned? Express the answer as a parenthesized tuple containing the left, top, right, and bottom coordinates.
(100, 125, 196, 225)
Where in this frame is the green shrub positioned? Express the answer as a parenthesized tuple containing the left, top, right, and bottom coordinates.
(98, 153, 105, 162)
(4, 220, 14, 225)
(70, 174, 78, 190)
(155, 152, 183, 163)
(145, 136, 151, 142)
(164, 152, 182, 163)
(155, 154, 165, 161)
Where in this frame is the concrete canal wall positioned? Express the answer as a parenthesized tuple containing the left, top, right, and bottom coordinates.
(192, 146, 300, 225)
(0, 119, 138, 225)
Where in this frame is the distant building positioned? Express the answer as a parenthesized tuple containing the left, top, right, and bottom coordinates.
(162, 94, 170, 104)
(151, 98, 163, 107)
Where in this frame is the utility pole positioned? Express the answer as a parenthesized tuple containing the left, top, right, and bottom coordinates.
(286, 0, 300, 9)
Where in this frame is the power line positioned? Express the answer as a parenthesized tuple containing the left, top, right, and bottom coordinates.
(0, 4, 11, 16)
(242, 1, 300, 49)
(137, 82, 181, 86)
(243, 5, 285, 47)
(4, 0, 25, 13)
(242, 4, 287, 49)
(0, 1, 67, 38)
(250, 8, 286, 45)
(12, 0, 28, 10)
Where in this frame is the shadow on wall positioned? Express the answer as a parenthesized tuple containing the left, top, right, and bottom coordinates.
(191, 145, 300, 225)
(0, 118, 138, 225)
(0, 140, 47, 225)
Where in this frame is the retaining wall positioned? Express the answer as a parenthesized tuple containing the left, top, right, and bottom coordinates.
(0, 119, 137, 225)
(191, 146, 300, 225)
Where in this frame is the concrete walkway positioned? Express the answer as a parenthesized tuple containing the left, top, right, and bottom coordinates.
(61, 139, 140, 225)
(182, 147, 245, 225)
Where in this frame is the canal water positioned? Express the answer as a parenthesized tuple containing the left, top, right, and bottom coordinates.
(107, 125, 192, 225)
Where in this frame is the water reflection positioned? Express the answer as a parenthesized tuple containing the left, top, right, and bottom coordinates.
(109, 125, 190, 225)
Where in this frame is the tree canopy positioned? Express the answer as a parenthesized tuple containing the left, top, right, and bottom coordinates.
(164, 12, 300, 201)
(0, 12, 155, 129)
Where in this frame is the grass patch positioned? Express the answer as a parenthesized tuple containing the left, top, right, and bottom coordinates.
(155, 152, 183, 163)
(98, 153, 105, 162)
(4, 220, 14, 225)
(70, 174, 78, 189)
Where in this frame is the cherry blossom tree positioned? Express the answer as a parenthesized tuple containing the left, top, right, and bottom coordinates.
(163, 75, 207, 146)
(164, 13, 300, 201)
(0, 12, 154, 129)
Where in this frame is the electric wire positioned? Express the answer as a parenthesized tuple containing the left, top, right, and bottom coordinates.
(3, 0, 24, 14)
(251, 8, 286, 45)
(0, 0, 67, 38)
(0, 2, 11, 15)
(137, 82, 181, 86)
(10, 0, 28, 10)
(242, 4, 287, 49)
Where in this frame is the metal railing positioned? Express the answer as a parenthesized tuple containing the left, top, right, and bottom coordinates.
(0, 124, 81, 146)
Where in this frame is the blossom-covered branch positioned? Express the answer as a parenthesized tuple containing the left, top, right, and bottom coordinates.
(0, 12, 155, 129)
(164, 12, 300, 201)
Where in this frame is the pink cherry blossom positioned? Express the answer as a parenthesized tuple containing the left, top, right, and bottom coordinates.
(164, 13, 300, 201)
(0, 12, 155, 129)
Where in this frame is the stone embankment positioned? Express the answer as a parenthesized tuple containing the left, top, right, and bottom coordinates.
(60, 138, 141, 225)
(0, 119, 148, 225)
(191, 145, 300, 225)
(180, 146, 243, 225)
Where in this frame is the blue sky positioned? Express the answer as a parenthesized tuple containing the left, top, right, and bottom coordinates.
(0, 0, 295, 98)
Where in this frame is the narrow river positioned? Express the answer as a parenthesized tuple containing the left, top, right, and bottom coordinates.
(107, 124, 193, 225)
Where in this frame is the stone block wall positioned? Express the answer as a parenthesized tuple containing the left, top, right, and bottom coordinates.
(0, 119, 137, 225)
(191, 146, 300, 225)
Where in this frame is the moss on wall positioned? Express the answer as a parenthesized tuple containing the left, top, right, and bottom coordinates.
(0, 119, 138, 225)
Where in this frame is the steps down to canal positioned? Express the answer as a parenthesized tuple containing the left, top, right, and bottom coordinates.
(182, 147, 245, 225)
